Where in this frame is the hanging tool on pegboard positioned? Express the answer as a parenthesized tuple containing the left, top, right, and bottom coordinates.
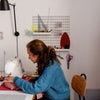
(66, 54, 73, 69)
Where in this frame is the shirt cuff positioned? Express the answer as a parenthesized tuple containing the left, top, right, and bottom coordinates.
(13, 76, 19, 83)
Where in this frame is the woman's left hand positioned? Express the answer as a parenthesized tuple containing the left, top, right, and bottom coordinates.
(3, 76, 15, 83)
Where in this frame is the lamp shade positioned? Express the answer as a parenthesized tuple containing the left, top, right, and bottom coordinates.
(0, 0, 10, 10)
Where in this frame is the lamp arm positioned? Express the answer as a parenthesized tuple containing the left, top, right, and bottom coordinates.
(9, 3, 19, 36)
(9, 3, 19, 57)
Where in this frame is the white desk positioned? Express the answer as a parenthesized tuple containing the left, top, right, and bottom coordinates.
(0, 82, 33, 100)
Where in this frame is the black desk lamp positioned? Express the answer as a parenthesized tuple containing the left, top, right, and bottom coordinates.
(0, 0, 19, 57)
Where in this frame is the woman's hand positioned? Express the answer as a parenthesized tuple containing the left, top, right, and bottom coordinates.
(23, 76, 35, 83)
(3, 76, 15, 83)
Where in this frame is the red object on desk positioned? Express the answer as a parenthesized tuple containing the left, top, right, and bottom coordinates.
(0, 76, 35, 91)
(0, 83, 22, 91)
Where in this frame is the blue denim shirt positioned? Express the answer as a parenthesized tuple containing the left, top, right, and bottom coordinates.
(14, 60, 70, 100)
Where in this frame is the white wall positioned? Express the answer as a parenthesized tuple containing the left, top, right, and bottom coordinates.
(0, 0, 100, 99)
(69, 0, 100, 99)
(70, 0, 100, 89)
(0, 11, 16, 71)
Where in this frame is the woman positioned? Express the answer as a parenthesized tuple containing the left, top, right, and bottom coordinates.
(4, 39, 70, 100)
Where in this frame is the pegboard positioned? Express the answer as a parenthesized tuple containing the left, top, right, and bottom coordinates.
(32, 16, 70, 48)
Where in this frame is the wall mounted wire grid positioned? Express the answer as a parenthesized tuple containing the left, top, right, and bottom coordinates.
(32, 16, 70, 48)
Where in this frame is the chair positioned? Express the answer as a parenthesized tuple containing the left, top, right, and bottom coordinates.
(71, 73, 87, 100)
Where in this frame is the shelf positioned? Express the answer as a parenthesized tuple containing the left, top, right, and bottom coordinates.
(55, 49, 69, 52)
(32, 32, 51, 36)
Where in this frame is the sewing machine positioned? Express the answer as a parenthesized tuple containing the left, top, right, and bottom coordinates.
(0, 57, 33, 100)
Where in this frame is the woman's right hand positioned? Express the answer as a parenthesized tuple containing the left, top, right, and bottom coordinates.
(3, 76, 15, 83)
(23, 76, 34, 82)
